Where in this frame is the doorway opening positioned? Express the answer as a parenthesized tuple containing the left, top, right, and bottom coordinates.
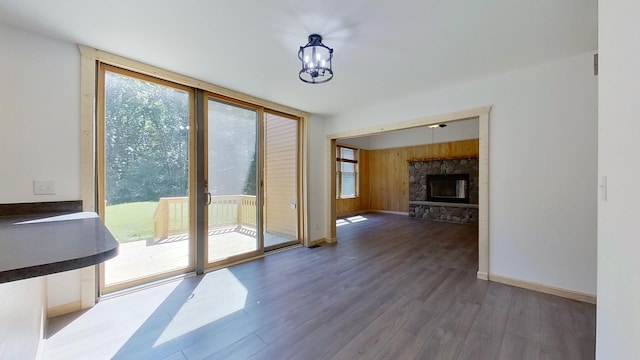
(327, 107, 490, 279)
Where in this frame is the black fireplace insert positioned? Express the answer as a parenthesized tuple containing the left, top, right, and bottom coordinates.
(426, 174, 470, 203)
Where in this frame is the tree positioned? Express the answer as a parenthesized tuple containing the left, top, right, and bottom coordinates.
(104, 71, 259, 206)
(104, 72, 189, 205)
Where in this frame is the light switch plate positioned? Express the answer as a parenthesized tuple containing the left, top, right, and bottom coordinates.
(34, 180, 55, 195)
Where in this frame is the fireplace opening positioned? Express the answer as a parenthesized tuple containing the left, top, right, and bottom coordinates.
(426, 174, 470, 203)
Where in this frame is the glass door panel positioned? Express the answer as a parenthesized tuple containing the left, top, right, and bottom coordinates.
(100, 66, 194, 292)
(206, 98, 260, 264)
(264, 112, 300, 249)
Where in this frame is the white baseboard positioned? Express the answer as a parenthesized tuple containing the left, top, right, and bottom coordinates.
(47, 300, 82, 318)
(488, 274, 596, 304)
(476, 271, 488, 280)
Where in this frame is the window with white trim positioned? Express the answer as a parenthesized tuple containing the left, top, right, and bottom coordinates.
(336, 145, 358, 198)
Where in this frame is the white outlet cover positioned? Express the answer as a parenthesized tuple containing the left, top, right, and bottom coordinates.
(34, 180, 55, 195)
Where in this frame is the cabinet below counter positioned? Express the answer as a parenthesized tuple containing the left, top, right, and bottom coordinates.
(0, 211, 118, 284)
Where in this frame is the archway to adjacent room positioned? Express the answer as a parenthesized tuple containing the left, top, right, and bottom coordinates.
(326, 107, 490, 279)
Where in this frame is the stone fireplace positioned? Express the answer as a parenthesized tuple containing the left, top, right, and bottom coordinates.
(409, 158, 479, 223)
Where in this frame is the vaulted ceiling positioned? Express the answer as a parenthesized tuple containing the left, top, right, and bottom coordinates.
(0, 0, 597, 116)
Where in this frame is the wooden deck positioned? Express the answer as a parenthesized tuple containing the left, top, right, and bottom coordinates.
(105, 227, 293, 286)
(45, 213, 595, 359)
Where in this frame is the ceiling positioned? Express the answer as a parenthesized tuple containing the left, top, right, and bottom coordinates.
(0, 0, 597, 116)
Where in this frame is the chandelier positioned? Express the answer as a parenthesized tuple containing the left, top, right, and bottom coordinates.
(298, 34, 333, 84)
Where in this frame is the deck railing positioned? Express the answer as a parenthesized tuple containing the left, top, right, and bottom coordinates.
(153, 195, 257, 239)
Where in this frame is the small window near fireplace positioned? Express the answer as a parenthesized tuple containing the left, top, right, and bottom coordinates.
(427, 174, 470, 203)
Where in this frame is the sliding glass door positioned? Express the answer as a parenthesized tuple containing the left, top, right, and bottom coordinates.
(97, 65, 303, 292)
(205, 97, 262, 265)
(98, 65, 195, 292)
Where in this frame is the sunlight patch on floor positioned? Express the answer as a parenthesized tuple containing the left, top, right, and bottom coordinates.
(154, 269, 248, 347)
(336, 215, 368, 227)
(44, 280, 183, 359)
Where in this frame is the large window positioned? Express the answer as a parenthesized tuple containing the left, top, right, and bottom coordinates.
(336, 145, 358, 198)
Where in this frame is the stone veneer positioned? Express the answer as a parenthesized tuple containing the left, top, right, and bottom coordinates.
(409, 202, 479, 223)
(408, 158, 479, 224)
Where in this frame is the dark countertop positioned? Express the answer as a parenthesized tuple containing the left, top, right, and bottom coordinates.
(0, 212, 119, 284)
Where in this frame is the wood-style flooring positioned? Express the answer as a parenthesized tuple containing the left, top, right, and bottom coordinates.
(43, 213, 595, 360)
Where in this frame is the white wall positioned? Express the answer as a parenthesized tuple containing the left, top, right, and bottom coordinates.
(0, 22, 82, 307)
(0, 22, 81, 203)
(339, 119, 478, 150)
(308, 114, 327, 242)
(325, 52, 598, 295)
(597, 0, 640, 357)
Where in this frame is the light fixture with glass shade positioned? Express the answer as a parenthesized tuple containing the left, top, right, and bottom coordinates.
(298, 34, 333, 84)
(429, 123, 447, 143)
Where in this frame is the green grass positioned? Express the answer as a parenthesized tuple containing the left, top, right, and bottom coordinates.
(105, 200, 246, 243)
(105, 201, 158, 243)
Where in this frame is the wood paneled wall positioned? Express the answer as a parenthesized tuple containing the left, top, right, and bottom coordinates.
(336, 139, 479, 216)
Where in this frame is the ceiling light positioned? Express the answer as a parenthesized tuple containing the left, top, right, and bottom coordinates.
(298, 34, 333, 84)
(428, 124, 447, 128)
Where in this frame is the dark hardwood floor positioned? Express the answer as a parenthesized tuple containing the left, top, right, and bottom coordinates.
(43, 213, 595, 360)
